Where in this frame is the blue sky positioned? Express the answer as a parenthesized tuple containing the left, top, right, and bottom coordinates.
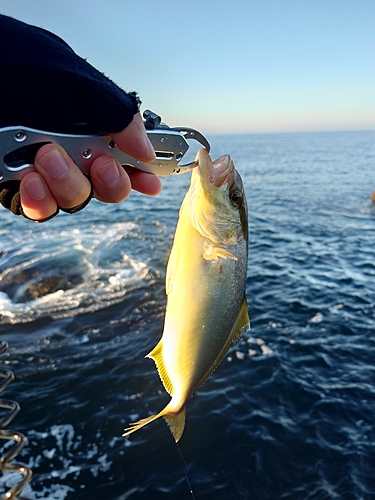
(1, 0, 375, 134)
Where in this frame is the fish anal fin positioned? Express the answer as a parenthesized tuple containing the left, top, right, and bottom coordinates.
(193, 297, 250, 393)
(164, 406, 186, 442)
(203, 244, 237, 261)
(146, 340, 174, 395)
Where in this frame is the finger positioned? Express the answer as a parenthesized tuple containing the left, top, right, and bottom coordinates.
(124, 167, 162, 196)
(111, 112, 156, 163)
(90, 156, 132, 203)
(20, 172, 58, 220)
(34, 143, 92, 210)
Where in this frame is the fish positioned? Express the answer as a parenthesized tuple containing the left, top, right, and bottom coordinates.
(123, 148, 249, 442)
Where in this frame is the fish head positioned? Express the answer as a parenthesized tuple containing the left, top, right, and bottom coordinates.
(188, 149, 248, 246)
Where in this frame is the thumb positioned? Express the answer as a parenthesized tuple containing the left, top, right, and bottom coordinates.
(111, 112, 156, 163)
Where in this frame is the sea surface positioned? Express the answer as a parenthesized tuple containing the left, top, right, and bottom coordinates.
(0, 130, 375, 500)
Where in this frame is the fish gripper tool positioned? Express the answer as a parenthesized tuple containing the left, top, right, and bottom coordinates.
(0, 341, 32, 500)
(0, 109, 211, 183)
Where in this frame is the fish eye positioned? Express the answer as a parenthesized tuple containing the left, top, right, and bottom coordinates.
(229, 189, 242, 207)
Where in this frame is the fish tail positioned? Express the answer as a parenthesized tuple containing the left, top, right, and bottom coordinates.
(122, 412, 164, 437)
(123, 403, 187, 442)
(163, 406, 186, 442)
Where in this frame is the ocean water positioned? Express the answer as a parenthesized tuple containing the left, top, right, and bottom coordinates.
(0, 130, 375, 499)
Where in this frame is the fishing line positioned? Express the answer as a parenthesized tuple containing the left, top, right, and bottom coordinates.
(175, 441, 197, 500)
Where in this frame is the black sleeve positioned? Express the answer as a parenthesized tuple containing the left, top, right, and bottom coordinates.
(0, 14, 140, 135)
(0, 14, 142, 217)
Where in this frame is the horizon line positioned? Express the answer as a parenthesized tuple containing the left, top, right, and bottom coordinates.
(206, 126, 375, 137)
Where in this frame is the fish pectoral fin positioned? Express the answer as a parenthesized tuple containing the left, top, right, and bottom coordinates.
(203, 244, 237, 261)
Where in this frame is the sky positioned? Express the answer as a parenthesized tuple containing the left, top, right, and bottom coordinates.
(1, 0, 375, 134)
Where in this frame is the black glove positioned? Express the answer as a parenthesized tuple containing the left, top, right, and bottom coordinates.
(0, 14, 140, 216)
(0, 181, 22, 216)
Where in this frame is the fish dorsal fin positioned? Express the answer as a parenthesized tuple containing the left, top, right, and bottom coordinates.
(147, 340, 174, 396)
(193, 297, 250, 393)
(229, 296, 250, 341)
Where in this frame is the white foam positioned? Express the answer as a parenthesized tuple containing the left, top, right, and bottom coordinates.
(16, 482, 74, 500)
(4, 424, 122, 499)
(309, 312, 324, 323)
(261, 345, 274, 356)
(0, 221, 151, 324)
(235, 351, 246, 360)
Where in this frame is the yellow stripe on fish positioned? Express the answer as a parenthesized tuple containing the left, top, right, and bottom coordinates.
(123, 149, 249, 442)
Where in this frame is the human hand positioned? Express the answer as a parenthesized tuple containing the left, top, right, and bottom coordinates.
(19, 112, 162, 221)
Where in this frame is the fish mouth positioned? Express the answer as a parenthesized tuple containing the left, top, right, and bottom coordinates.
(195, 149, 233, 188)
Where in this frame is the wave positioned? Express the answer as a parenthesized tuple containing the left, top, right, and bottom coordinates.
(0, 221, 152, 325)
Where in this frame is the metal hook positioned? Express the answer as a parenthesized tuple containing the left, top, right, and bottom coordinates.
(172, 127, 210, 154)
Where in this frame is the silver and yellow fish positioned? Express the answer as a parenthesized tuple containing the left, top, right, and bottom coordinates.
(124, 148, 249, 442)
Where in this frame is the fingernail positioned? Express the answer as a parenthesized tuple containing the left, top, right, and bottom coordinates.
(24, 177, 47, 201)
(39, 148, 69, 179)
(144, 135, 156, 161)
(97, 159, 121, 187)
